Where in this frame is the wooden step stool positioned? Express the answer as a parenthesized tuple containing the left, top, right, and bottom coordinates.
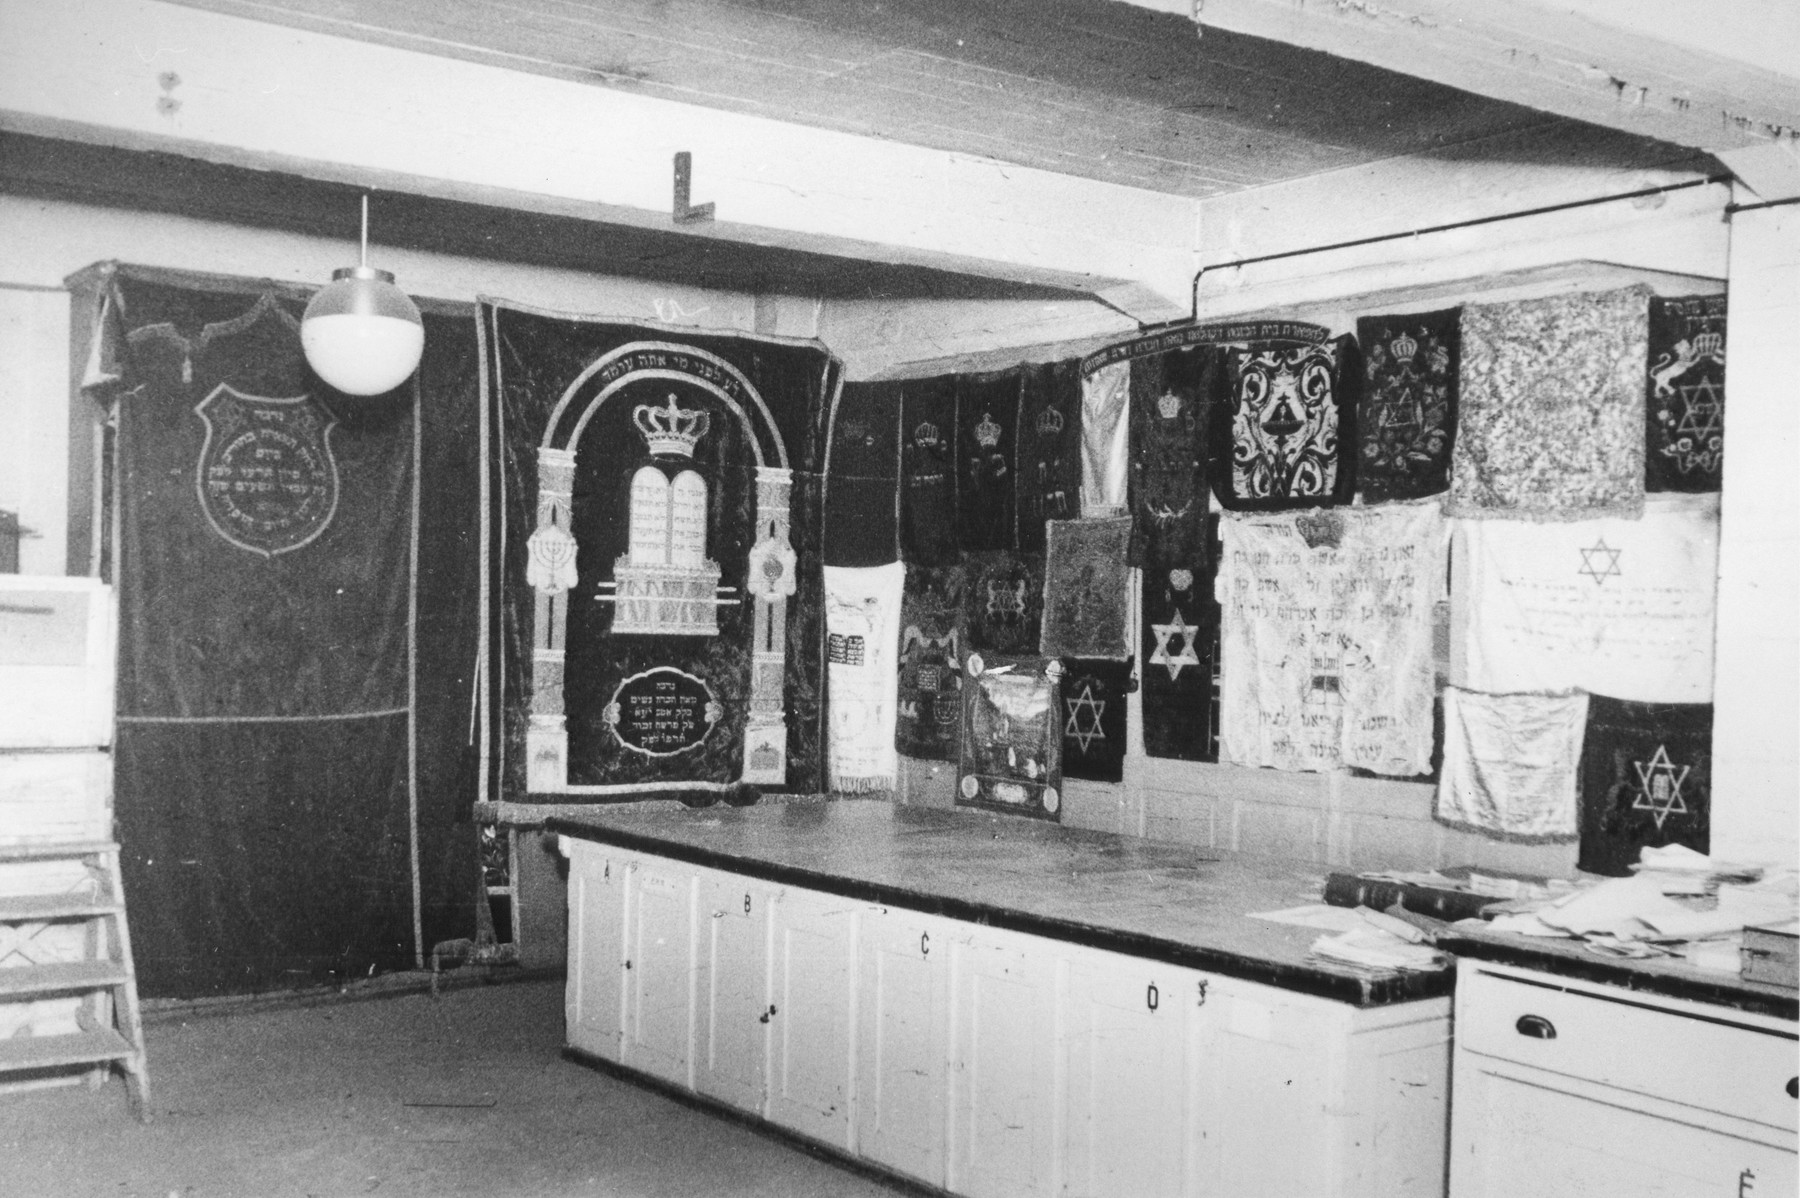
(0, 838, 151, 1121)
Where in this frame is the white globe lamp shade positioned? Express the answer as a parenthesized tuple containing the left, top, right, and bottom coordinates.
(301, 265, 424, 396)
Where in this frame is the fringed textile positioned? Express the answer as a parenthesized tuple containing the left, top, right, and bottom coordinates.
(1436, 687, 1588, 841)
(825, 562, 906, 792)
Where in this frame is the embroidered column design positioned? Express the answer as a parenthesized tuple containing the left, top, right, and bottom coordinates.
(526, 446, 577, 792)
(743, 465, 796, 783)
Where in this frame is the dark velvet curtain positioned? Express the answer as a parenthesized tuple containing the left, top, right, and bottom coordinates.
(74, 263, 477, 998)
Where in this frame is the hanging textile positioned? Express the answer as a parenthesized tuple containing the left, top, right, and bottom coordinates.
(958, 654, 1062, 821)
(1645, 294, 1726, 493)
(899, 374, 960, 567)
(1016, 360, 1084, 552)
(1456, 491, 1718, 703)
(1140, 541, 1218, 762)
(961, 549, 1045, 657)
(824, 563, 906, 792)
(1059, 657, 1130, 783)
(1449, 285, 1649, 520)
(481, 301, 838, 801)
(81, 263, 475, 997)
(895, 563, 964, 761)
(1436, 687, 1588, 840)
(1218, 502, 1445, 775)
(1039, 517, 1132, 660)
(1213, 334, 1355, 512)
(825, 380, 900, 567)
(1078, 360, 1131, 517)
(1355, 308, 1459, 502)
(1128, 345, 1216, 569)
(956, 368, 1022, 551)
(1577, 695, 1712, 876)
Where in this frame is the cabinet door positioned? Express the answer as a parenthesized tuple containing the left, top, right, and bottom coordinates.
(1061, 946, 1202, 1198)
(565, 843, 627, 1062)
(767, 886, 857, 1146)
(948, 926, 1061, 1198)
(694, 869, 772, 1113)
(1452, 1058, 1798, 1198)
(621, 861, 697, 1088)
(856, 904, 954, 1186)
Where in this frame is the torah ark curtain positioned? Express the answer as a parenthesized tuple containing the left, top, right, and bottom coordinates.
(78, 262, 478, 998)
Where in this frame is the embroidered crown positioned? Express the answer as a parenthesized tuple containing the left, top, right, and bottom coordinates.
(633, 393, 710, 457)
(1692, 330, 1724, 359)
(974, 411, 1002, 449)
(1036, 406, 1065, 436)
(1390, 330, 1419, 362)
(913, 420, 941, 450)
(1156, 391, 1183, 420)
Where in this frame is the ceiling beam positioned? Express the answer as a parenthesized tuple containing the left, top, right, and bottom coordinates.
(1193, 0, 1800, 154)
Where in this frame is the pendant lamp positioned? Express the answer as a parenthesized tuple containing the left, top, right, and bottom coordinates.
(301, 194, 424, 396)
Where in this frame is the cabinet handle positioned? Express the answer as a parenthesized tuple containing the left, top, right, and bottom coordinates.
(920, 931, 930, 958)
(1787, 1077, 1797, 1099)
(1515, 1014, 1556, 1040)
(1146, 983, 1160, 1012)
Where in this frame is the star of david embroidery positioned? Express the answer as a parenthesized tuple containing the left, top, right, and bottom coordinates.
(1064, 681, 1107, 753)
(1150, 608, 1201, 681)
(1631, 744, 1691, 830)
(1578, 539, 1623, 586)
(1675, 377, 1723, 443)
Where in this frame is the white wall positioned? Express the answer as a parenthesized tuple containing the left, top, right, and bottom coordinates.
(1710, 200, 1800, 868)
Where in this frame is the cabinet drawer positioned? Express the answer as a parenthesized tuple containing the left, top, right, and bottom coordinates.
(1458, 966, 1799, 1131)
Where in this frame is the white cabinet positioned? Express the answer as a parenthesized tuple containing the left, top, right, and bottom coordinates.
(620, 860, 697, 1088)
(855, 903, 955, 1187)
(1451, 960, 1799, 1198)
(561, 838, 1452, 1198)
(947, 925, 1061, 1198)
(563, 840, 626, 1062)
(693, 868, 772, 1112)
(1059, 945, 1204, 1198)
(766, 885, 857, 1146)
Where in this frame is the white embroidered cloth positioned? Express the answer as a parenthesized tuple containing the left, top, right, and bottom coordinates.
(1436, 686, 1588, 839)
(1079, 361, 1130, 517)
(1456, 492, 1718, 703)
(824, 562, 906, 792)
(1218, 501, 1446, 775)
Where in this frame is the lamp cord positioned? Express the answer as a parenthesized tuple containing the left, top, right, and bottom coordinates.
(360, 193, 369, 269)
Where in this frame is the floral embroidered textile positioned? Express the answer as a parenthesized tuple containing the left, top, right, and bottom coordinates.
(1214, 336, 1353, 511)
(1449, 286, 1649, 520)
(1645, 294, 1726, 493)
(1355, 308, 1458, 502)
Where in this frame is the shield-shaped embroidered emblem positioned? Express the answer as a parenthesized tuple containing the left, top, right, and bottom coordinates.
(194, 384, 340, 556)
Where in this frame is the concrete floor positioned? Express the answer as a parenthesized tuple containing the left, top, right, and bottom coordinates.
(1, 978, 912, 1198)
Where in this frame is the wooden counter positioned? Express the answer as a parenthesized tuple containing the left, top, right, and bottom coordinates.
(551, 798, 1453, 1198)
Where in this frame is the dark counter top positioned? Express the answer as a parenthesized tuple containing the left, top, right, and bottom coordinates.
(1443, 924, 1798, 1022)
(547, 797, 1454, 1008)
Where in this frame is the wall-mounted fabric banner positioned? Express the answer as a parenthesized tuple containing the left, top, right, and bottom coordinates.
(899, 375, 960, 567)
(824, 562, 906, 792)
(1644, 294, 1726, 494)
(1213, 335, 1357, 512)
(1128, 344, 1217, 569)
(961, 549, 1045, 657)
(1040, 517, 1132, 659)
(895, 563, 964, 761)
(1455, 491, 1718, 704)
(956, 369, 1022, 552)
(1436, 686, 1588, 841)
(1218, 501, 1445, 776)
(958, 653, 1063, 821)
(1355, 307, 1459, 503)
(1449, 285, 1649, 521)
(1140, 535, 1218, 762)
(824, 380, 900, 566)
(79, 262, 476, 997)
(480, 300, 840, 801)
(1059, 657, 1130, 783)
(1577, 695, 1712, 876)
(1078, 360, 1131, 518)
(1017, 360, 1084, 552)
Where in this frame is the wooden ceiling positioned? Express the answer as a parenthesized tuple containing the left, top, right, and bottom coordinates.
(170, 0, 1694, 201)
